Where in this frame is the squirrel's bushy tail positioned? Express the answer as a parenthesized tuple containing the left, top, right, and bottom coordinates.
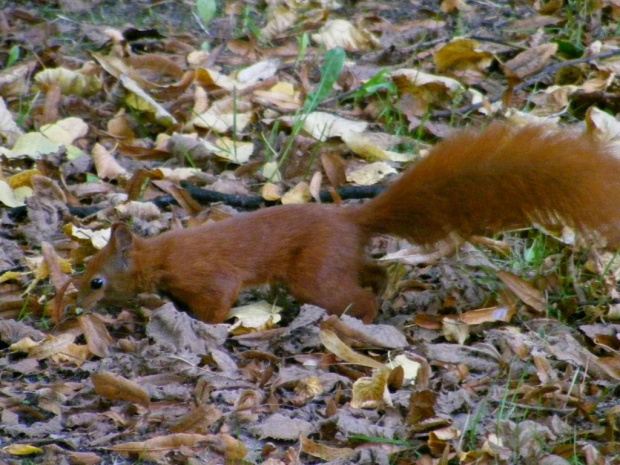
(353, 123, 620, 247)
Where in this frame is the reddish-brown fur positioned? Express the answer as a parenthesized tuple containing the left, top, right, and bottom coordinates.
(77, 124, 620, 323)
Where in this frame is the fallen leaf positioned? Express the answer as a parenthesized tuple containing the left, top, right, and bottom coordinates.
(91, 372, 151, 407)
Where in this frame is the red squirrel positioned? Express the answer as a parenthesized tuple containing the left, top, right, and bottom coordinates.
(77, 123, 620, 323)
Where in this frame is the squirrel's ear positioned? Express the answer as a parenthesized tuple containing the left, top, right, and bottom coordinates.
(109, 223, 134, 252)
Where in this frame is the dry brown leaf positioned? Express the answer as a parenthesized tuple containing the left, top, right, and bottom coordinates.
(41, 241, 72, 292)
(595, 356, 620, 381)
(458, 305, 516, 325)
(66, 451, 103, 465)
(91, 372, 151, 407)
(300, 435, 355, 461)
(78, 314, 114, 359)
(170, 404, 223, 434)
(440, 0, 467, 13)
(110, 433, 211, 460)
(107, 111, 136, 140)
(406, 389, 437, 425)
(321, 152, 347, 188)
(498, 271, 547, 313)
(321, 314, 408, 349)
(252, 413, 313, 440)
(503, 43, 558, 80)
(41, 82, 61, 125)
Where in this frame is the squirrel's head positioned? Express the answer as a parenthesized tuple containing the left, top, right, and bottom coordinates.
(77, 223, 140, 310)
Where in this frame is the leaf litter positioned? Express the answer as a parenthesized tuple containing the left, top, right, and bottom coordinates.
(0, 0, 620, 463)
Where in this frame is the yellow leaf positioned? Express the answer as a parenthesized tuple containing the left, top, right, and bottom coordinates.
(350, 367, 392, 409)
(281, 182, 311, 205)
(7, 169, 43, 189)
(3, 444, 43, 455)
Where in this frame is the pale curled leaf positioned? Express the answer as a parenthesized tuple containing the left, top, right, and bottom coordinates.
(281, 182, 312, 204)
(7, 132, 61, 159)
(0, 181, 30, 207)
(35, 67, 102, 96)
(261, 182, 283, 201)
(390, 69, 464, 93)
(191, 109, 252, 134)
(342, 132, 412, 162)
(121, 75, 176, 126)
(0, 96, 23, 145)
(301, 111, 368, 141)
(10, 337, 39, 353)
(91, 143, 127, 180)
(212, 137, 254, 164)
(442, 317, 470, 345)
(260, 5, 298, 40)
(227, 300, 282, 334)
(40, 117, 89, 145)
(346, 162, 396, 186)
(319, 329, 385, 369)
(65, 224, 111, 249)
(28, 333, 76, 360)
(311, 19, 378, 52)
(236, 58, 280, 84)
(386, 354, 421, 382)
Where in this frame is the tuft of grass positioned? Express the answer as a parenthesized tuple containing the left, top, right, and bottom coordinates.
(265, 46, 346, 180)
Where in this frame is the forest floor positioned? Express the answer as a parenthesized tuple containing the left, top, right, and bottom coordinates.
(0, 0, 619, 464)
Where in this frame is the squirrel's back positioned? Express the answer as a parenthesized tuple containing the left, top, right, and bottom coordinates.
(355, 123, 620, 247)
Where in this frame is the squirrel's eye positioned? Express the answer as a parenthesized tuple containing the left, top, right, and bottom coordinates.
(90, 277, 105, 290)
